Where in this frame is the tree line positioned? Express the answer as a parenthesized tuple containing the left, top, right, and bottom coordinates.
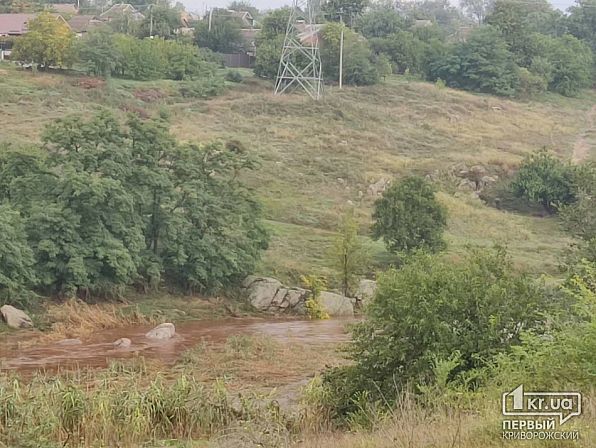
(252, 0, 595, 97)
(0, 113, 268, 302)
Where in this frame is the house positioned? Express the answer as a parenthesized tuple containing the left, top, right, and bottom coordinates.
(46, 3, 78, 16)
(228, 10, 255, 28)
(0, 13, 69, 60)
(68, 15, 103, 36)
(100, 3, 144, 22)
(0, 13, 68, 36)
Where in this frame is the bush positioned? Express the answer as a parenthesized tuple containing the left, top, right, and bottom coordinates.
(371, 176, 447, 254)
(322, 248, 552, 420)
(178, 77, 226, 98)
(225, 70, 244, 83)
(301, 275, 329, 320)
(510, 150, 577, 213)
(516, 67, 548, 98)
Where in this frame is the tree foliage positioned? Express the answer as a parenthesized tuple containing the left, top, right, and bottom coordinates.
(194, 14, 244, 53)
(0, 113, 268, 297)
(371, 176, 447, 254)
(12, 12, 76, 69)
(322, 248, 551, 419)
(510, 150, 577, 213)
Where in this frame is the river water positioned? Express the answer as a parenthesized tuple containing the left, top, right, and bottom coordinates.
(0, 318, 356, 373)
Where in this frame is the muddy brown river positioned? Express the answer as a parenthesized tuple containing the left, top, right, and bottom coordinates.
(0, 318, 356, 373)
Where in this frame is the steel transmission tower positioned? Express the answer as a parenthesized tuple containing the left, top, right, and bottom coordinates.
(274, 0, 323, 100)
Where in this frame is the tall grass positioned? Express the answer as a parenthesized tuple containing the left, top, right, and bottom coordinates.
(0, 363, 288, 447)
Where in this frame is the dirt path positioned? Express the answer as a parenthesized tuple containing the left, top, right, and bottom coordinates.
(572, 105, 596, 163)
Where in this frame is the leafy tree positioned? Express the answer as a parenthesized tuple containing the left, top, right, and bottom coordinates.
(399, 0, 463, 34)
(486, 0, 565, 65)
(558, 164, 596, 242)
(12, 12, 76, 69)
(0, 204, 36, 304)
(371, 176, 447, 254)
(510, 150, 577, 213)
(357, 3, 408, 38)
(567, 0, 596, 53)
(460, 0, 494, 24)
(0, 112, 268, 297)
(321, 22, 380, 86)
(79, 26, 118, 77)
(430, 26, 520, 96)
(195, 14, 244, 53)
(137, 5, 181, 39)
(330, 211, 369, 297)
(370, 31, 429, 75)
(253, 8, 291, 79)
(323, 0, 369, 27)
(322, 248, 551, 419)
(544, 34, 593, 96)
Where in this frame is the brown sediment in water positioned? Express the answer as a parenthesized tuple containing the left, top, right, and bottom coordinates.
(0, 317, 356, 373)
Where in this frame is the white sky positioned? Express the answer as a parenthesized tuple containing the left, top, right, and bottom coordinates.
(180, 0, 578, 15)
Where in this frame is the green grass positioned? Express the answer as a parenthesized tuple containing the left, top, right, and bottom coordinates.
(2, 62, 594, 286)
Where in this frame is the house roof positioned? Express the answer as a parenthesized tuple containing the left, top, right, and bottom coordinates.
(0, 13, 68, 36)
(100, 3, 144, 20)
(47, 3, 78, 15)
(68, 15, 102, 33)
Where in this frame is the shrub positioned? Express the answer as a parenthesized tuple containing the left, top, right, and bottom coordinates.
(178, 77, 226, 98)
(322, 248, 551, 420)
(371, 176, 447, 254)
(516, 67, 548, 98)
(301, 275, 329, 320)
(225, 70, 244, 83)
(510, 150, 577, 213)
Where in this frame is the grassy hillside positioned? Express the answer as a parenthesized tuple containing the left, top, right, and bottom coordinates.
(2, 63, 594, 285)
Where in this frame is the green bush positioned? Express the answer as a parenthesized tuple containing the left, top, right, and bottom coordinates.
(510, 150, 577, 213)
(371, 176, 447, 254)
(225, 70, 244, 83)
(516, 67, 548, 98)
(322, 248, 552, 420)
(178, 77, 226, 98)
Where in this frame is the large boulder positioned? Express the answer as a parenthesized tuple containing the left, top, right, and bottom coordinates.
(355, 279, 377, 307)
(0, 305, 33, 329)
(243, 277, 310, 313)
(245, 277, 283, 310)
(146, 323, 175, 340)
(318, 291, 354, 317)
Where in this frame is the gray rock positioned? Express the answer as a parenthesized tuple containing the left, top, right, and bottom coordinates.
(0, 305, 33, 329)
(146, 323, 175, 340)
(318, 291, 354, 316)
(285, 288, 308, 308)
(113, 338, 132, 348)
(355, 279, 377, 305)
(246, 277, 283, 310)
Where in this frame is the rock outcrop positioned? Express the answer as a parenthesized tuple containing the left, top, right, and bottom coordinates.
(318, 291, 354, 316)
(145, 323, 176, 340)
(242, 276, 354, 316)
(355, 279, 377, 307)
(243, 276, 310, 313)
(0, 305, 33, 329)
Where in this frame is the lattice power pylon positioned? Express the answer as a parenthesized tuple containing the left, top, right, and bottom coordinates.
(274, 0, 323, 100)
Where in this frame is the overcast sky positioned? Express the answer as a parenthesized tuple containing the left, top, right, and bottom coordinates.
(180, 0, 578, 15)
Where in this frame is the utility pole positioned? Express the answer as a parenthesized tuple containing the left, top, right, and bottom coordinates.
(339, 16, 344, 89)
(208, 9, 213, 31)
(149, 4, 154, 37)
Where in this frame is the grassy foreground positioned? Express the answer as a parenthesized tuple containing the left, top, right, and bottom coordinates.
(2, 63, 594, 285)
